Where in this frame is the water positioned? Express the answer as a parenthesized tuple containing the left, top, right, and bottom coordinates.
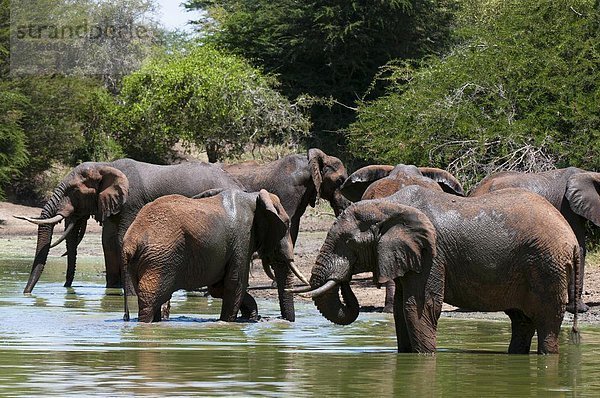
(1, 239, 600, 396)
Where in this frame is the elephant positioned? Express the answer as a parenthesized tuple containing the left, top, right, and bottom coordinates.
(469, 167, 600, 313)
(299, 186, 580, 354)
(340, 164, 465, 312)
(16, 158, 243, 293)
(340, 164, 465, 202)
(221, 149, 350, 283)
(222, 148, 351, 244)
(122, 189, 308, 322)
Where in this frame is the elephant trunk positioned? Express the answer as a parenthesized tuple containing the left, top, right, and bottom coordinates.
(331, 190, 351, 217)
(24, 183, 68, 293)
(64, 218, 87, 287)
(273, 261, 296, 322)
(311, 257, 359, 325)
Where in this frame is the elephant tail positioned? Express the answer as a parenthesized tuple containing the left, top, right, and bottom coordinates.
(570, 245, 580, 343)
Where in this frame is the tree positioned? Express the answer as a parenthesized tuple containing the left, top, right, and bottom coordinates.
(115, 45, 310, 163)
(185, 0, 457, 154)
(348, 0, 600, 188)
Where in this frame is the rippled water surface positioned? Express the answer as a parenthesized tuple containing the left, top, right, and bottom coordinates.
(1, 239, 600, 396)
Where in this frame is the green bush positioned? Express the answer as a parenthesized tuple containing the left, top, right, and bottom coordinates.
(115, 45, 310, 163)
(348, 0, 600, 189)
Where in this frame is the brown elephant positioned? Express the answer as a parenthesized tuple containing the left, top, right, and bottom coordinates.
(122, 189, 308, 323)
(340, 164, 465, 312)
(16, 159, 243, 293)
(300, 186, 580, 354)
(470, 167, 600, 313)
(340, 164, 464, 202)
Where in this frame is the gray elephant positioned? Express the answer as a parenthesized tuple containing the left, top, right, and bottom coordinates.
(470, 167, 600, 313)
(300, 186, 580, 354)
(122, 189, 307, 322)
(17, 158, 242, 293)
(222, 148, 351, 244)
(340, 164, 465, 312)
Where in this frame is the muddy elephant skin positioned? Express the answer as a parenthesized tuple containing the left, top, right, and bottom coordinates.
(470, 167, 600, 313)
(308, 186, 579, 354)
(122, 189, 299, 323)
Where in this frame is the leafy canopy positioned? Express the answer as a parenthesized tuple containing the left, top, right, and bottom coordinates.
(116, 45, 310, 163)
(348, 0, 600, 188)
(185, 0, 457, 152)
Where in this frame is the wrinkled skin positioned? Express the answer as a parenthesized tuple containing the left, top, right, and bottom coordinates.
(470, 167, 600, 313)
(23, 158, 242, 293)
(340, 164, 464, 312)
(222, 148, 351, 244)
(310, 186, 578, 354)
(122, 190, 296, 322)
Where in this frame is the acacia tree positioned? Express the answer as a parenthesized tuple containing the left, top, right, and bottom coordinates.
(348, 0, 600, 188)
(185, 0, 456, 153)
(116, 45, 310, 163)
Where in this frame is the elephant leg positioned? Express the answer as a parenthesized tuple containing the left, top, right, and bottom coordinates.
(533, 308, 563, 355)
(505, 309, 535, 354)
(400, 274, 442, 354)
(219, 258, 249, 322)
(383, 280, 395, 313)
(239, 292, 259, 321)
(136, 265, 170, 323)
(102, 221, 123, 288)
(393, 281, 412, 353)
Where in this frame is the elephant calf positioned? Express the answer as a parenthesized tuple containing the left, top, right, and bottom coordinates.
(122, 189, 308, 323)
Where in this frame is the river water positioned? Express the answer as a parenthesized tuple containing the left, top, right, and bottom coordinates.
(1, 239, 600, 396)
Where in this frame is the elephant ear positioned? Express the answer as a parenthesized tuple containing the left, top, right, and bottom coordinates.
(308, 148, 326, 204)
(418, 167, 465, 196)
(257, 189, 289, 238)
(373, 203, 436, 283)
(566, 172, 600, 227)
(96, 166, 129, 222)
(340, 165, 395, 202)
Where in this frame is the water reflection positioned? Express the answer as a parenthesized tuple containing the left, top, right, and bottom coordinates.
(1, 253, 600, 396)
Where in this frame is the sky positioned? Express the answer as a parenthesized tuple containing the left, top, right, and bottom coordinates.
(156, 0, 201, 32)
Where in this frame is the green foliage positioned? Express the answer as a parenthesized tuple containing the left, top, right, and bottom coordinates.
(348, 0, 600, 188)
(0, 87, 28, 199)
(186, 0, 457, 153)
(116, 45, 310, 163)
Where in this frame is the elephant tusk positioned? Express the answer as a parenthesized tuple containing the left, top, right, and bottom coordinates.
(300, 280, 338, 298)
(49, 222, 76, 248)
(286, 285, 314, 293)
(289, 261, 310, 286)
(14, 214, 64, 225)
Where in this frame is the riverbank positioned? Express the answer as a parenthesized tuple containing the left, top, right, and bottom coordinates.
(2, 200, 600, 325)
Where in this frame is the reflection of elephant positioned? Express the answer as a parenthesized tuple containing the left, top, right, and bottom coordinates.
(18, 159, 242, 293)
(122, 189, 307, 322)
(340, 164, 464, 202)
(221, 148, 351, 244)
(303, 186, 579, 354)
(340, 164, 464, 312)
(470, 167, 600, 313)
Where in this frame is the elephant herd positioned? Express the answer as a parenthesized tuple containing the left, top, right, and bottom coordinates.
(16, 149, 600, 354)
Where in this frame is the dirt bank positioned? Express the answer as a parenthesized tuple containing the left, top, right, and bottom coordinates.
(2, 200, 600, 325)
